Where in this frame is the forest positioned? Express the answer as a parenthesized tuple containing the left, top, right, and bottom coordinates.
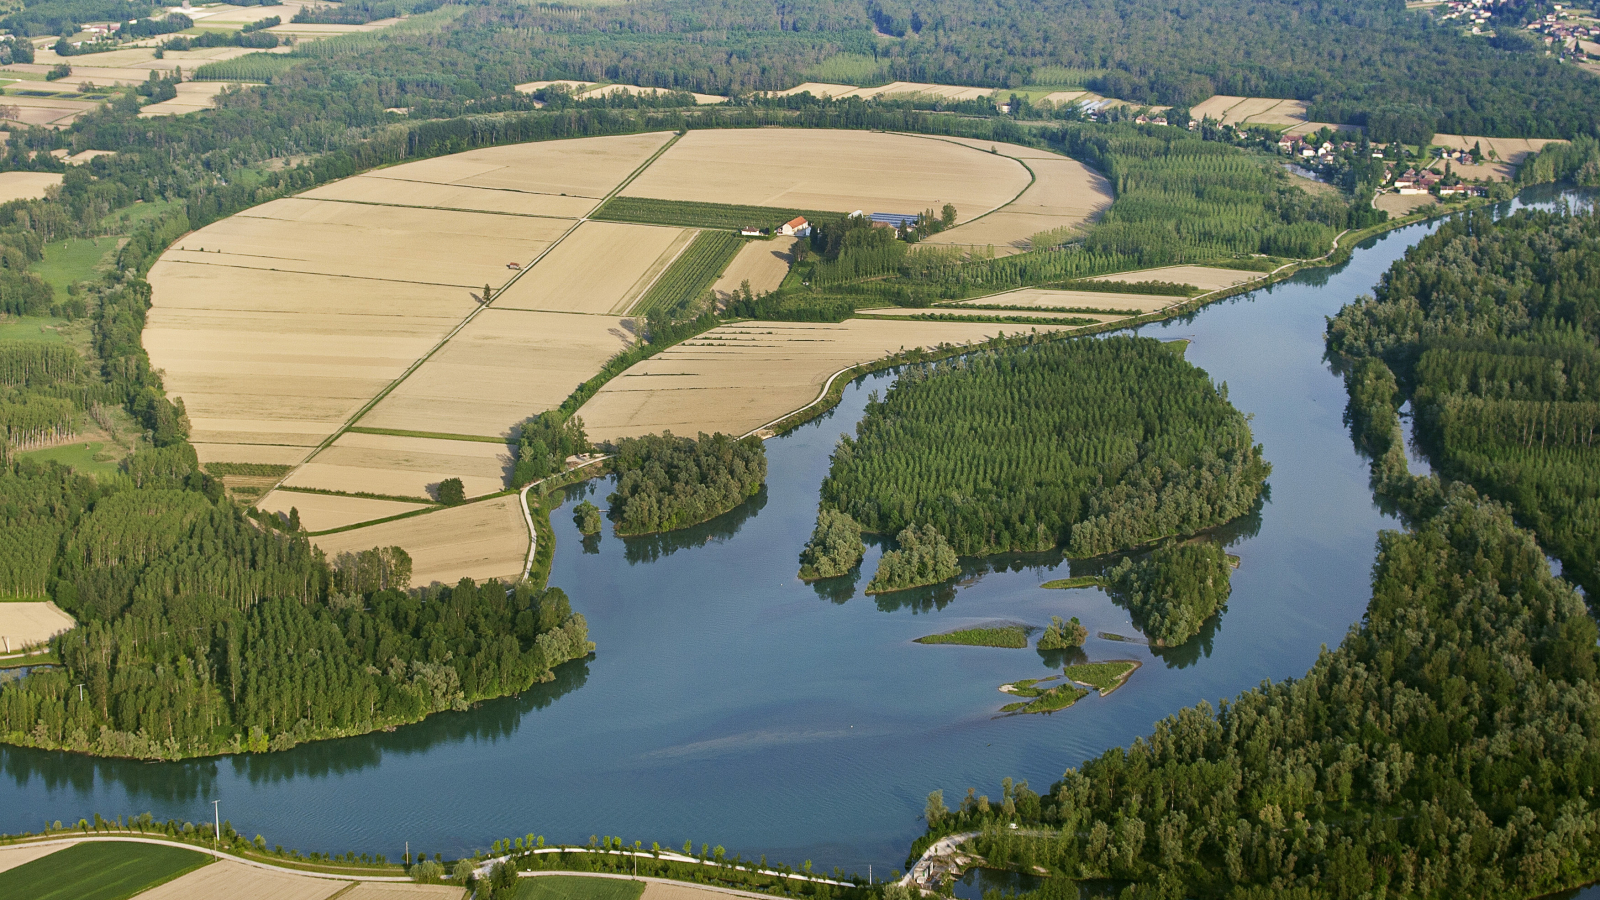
(816, 335, 1269, 558)
(606, 432, 767, 535)
(1325, 206, 1600, 594)
(1103, 540, 1232, 647)
(919, 483, 1600, 899)
(0, 459, 594, 759)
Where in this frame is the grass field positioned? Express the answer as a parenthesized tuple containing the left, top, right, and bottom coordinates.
(33, 237, 119, 301)
(0, 841, 209, 900)
(1065, 660, 1139, 695)
(512, 875, 645, 900)
(1041, 576, 1103, 589)
(0, 315, 68, 342)
(592, 196, 835, 231)
(915, 625, 1029, 648)
(631, 231, 744, 316)
(15, 441, 122, 478)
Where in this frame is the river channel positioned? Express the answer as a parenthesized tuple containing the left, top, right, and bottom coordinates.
(1, 189, 1587, 879)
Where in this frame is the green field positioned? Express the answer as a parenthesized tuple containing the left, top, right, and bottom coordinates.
(1064, 660, 1138, 694)
(1041, 576, 1104, 589)
(16, 442, 122, 478)
(914, 625, 1028, 648)
(0, 841, 211, 900)
(593, 196, 834, 232)
(34, 237, 119, 301)
(0, 316, 68, 343)
(200, 462, 294, 477)
(631, 231, 744, 316)
(511, 875, 647, 900)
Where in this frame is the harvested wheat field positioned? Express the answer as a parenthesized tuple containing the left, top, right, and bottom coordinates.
(362, 309, 636, 437)
(145, 266, 473, 449)
(711, 237, 797, 301)
(193, 442, 329, 467)
(339, 883, 465, 900)
(1189, 95, 1310, 127)
(0, 843, 64, 874)
(0, 602, 76, 652)
(577, 317, 1082, 440)
(922, 151, 1112, 254)
(4, 62, 175, 84)
(621, 129, 1029, 218)
(491, 221, 695, 315)
(640, 882, 745, 900)
(0, 172, 63, 202)
(366, 131, 672, 200)
(1087, 265, 1260, 292)
(131, 860, 345, 900)
(186, 3, 307, 25)
(1432, 134, 1561, 167)
(284, 432, 512, 501)
(854, 307, 1126, 323)
(515, 80, 598, 93)
(140, 81, 251, 117)
(164, 198, 569, 286)
(258, 490, 431, 533)
(581, 83, 727, 104)
(956, 288, 1180, 313)
(0, 96, 95, 128)
(771, 82, 858, 98)
(1375, 193, 1439, 218)
(312, 495, 529, 588)
(302, 177, 600, 218)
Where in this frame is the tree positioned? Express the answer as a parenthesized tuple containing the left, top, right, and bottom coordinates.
(925, 789, 949, 826)
(866, 524, 959, 594)
(798, 508, 865, 579)
(437, 478, 465, 505)
(573, 500, 602, 535)
(1037, 616, 1087, 649)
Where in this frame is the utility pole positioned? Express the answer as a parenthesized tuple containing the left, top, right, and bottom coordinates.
(212, 800, 220, 859)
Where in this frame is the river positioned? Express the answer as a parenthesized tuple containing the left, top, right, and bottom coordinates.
(0, 189, 1586, 880)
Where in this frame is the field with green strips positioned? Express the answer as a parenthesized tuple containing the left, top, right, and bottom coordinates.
(594, 197, 833, 231)
(511, 875, 646, 900)
(632, 231, 743, 316)
(0, 841, 210, 900)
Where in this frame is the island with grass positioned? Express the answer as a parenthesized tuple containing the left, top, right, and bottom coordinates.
(915, 625, 1030, 648)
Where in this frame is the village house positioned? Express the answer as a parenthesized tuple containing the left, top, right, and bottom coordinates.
(779, 216, 810, 237)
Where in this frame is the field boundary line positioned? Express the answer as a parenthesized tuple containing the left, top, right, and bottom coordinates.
(287, 196, 595, 221)
(0, 835, 407, 882)
(599, 130, 683, 204)
(891, 131, 1038, 225)
(158, 258, 502, 292)
(616, 226, 699, 315)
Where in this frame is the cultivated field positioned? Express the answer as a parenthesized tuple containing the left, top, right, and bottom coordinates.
(772, 81, 996, 101)
(4, 62, 182, 84)
(0, 601, 76, 652)
(491, 221, 695, 315)
(711, 236, 798, 301)
(620, 130, 1029, 219)
(312, 495, 529, 587)
(581, 83, 727, 104)
(516, 875, 643, 900)
(1087, 265, 1260, 291)
(365, 132, 672, 200)
(139, 81, 248, 117)
(361, 309, 636, 437)
(166, 198, 570, 285)
(341, 883, 465, 900)
(132, 860, 343, 900)
(145, 264, 474, 451)
(1430, 134, 1563, 180)
(1190, 95, 1309, 128)
(302, 177, 600, 218)
(1376, 193, 1439, 217)
(921, 143, 1112, 254)
(258, 490, 431, 533)
(576, 317, 1084, 440)
(853, 307, 1123, 323)
(0, 841, 208, 900)
(0, 96, 96, 128)
(515, 80, 597, 94)
(282, 431, 512, 500)
(0, 843, 64, 874)
(0, 172, 64, 203)
(957, 288, 1179, 313)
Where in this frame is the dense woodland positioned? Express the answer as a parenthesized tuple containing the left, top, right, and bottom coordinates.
(1326, 207, 1600, 595)
(817, 336, 1269, 558)
(863, 524, 960, 594)
(1103, 540, 1232, 647)
(606, 432, 767, 535)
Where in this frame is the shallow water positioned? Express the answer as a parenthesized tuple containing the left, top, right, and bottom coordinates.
(0, 191, 1584, 877)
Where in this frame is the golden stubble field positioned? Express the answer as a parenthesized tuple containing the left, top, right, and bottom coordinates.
(621, 129, 1029, 217)
(711, 237, 798, 301)
(312, 495, 529, 588)
(361, 131, 673, 199)
(919, 139, 1112, 254)
(1088, 265, 1260, 291)
(576, 317, 1085, 441)
(362, 309, 636, 438)
(0, 172, 64, 203)
(956, 288, 1179, 313)
(282, 432, 512, 501)
(491, 221, 696, 315)
(257, 491, 431, 533)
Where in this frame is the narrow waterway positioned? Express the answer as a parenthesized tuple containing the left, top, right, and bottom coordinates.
(0, 191, 1580, 878)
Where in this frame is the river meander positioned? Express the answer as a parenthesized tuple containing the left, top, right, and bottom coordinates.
(0, 189, 1584, 878)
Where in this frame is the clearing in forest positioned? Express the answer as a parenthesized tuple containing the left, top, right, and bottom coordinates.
(139, 82, 252, 117)
(0, 601, 77, 652)
(0, 172, 64, 203)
